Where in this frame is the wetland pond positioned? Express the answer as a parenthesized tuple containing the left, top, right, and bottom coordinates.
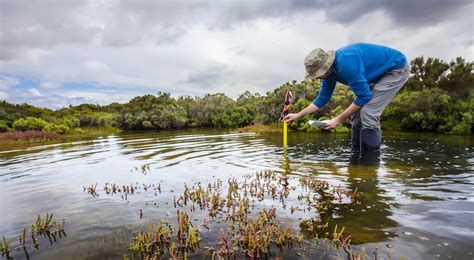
(0, 129, 473, 259)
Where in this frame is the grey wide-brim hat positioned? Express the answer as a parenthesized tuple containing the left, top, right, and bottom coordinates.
(304, 48, 335, 80)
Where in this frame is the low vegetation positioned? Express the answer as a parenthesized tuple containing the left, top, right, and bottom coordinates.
(0, 213, 66, 259)
(81, 169, 386, 259)
(0, 130, 59, 144)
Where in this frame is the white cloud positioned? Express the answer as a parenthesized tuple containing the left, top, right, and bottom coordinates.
(84, 60, 111, 72)
(0, 91, 9, 99)
(28, 88, 42, 97)
(0, 75, 20, 90)
(40, 82, 61, 89)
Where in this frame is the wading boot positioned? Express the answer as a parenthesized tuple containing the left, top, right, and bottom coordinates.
(359, 149, 381, 166)
(360, 128, 381, 151)
(360, 128, 381, 166)
(351, 127, 361, 152)
(349, 127, 361, 165)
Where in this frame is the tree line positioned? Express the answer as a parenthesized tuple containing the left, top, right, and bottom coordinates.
(0, 56, 472, 135)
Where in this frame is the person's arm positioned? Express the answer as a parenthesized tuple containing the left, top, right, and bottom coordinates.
(323, 103, 360, 129)
(313, 77, 337, 108)
(284, 78, 336, 124)
(283, 103, 319, 124)
(324, 56, 371, 130)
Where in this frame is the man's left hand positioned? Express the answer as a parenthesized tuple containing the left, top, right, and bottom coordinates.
(323, 118, 342, 130)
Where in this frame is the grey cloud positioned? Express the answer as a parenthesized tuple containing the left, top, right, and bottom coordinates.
(0, 0, 205, 58)
(323, 0, 470, 26)
(382, 0, 471, 26)
(1, 1, 90, 47)
(1, 0, 470, 59)
(201, 0, 471, 29)
(184, 64, 229, 90)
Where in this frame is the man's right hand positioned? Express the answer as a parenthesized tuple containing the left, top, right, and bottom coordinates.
(283, 113, 300, 124)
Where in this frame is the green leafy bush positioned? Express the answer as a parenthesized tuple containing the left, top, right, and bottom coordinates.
(0, 120, 9, 132)
(12, 117, 48, 131)
(44, 123, 70, 134)
(383, 88, 472, 134)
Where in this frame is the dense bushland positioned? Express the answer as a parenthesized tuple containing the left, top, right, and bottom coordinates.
(0, 56, 472, 135)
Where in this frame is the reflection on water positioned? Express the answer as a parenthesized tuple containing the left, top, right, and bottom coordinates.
(0, 129, 473, 259)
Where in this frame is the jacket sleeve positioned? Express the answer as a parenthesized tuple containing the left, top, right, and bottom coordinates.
(339, 55, 372, 106)
(313, 77, 336, 108)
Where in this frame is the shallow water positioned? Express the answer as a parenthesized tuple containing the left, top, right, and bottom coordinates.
(0, 129, 473, 259)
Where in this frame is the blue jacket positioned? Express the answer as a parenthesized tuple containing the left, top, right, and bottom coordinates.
(313, 43, 407, 108)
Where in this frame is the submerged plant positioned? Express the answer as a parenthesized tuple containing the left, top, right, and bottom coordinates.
(0, 236, 12, 260)
(76, 168, 368, 258)
(129, 212, 201, 259)
(83, 183, 99, 197)
(122, 169, 362, 258)
(1, 213, 66, 259)
(33, 213, 66, 246)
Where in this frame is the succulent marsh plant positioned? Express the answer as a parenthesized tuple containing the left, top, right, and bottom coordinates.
(83, 183, 99, 197)
(80, 169, 366, 258)
(0, 236, 12, 260)
(1, 213, 66, 259)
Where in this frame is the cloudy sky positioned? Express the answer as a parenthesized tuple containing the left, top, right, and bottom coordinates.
(0, 0, 473, 109)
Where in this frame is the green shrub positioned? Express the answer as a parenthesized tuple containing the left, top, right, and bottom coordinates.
(44, 123, 70, 134)
(0, 120, 9, 132)
(12, 118, 28, 131)
(448, 112, 472, 135)
(334, 125, 350, 133)
(142, 120, 153, 129)
(12, 117, 48, 131)
(71, 128, 86, 134)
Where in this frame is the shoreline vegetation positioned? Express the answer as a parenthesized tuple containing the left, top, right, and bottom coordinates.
(0, 56, 472, 145)
(235, 123, 282, 133)
(0, 127, 121, 146)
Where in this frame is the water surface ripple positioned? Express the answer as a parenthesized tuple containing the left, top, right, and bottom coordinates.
(0, 130, 472, 259)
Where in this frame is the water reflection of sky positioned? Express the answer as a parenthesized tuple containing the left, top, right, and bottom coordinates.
(0, 130, 472, 259)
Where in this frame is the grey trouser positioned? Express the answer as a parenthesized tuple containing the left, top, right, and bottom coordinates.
(352, 64, 410, 130)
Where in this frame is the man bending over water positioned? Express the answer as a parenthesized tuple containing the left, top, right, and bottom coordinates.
(284, 43, 410, 153)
